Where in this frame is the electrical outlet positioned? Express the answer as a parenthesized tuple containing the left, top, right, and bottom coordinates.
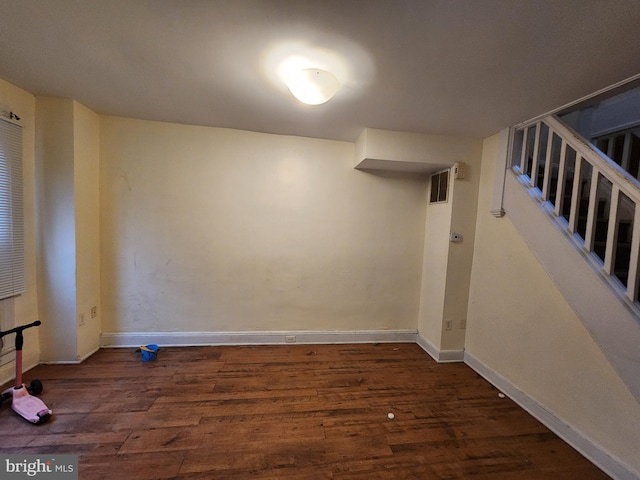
(445, 320, 452, 331)
(79, 313, 86, 327)
(460, 318, 467, 329)
(91, 306, 97, 318)
(285, 335, 296, 343)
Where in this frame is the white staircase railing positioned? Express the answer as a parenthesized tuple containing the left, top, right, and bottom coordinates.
(511, 115, 640, 306)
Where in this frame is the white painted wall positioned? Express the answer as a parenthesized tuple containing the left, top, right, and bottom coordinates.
(466, 133, 640, 475)
(0, 80, 39, 383)
(99, 117, 428, 334)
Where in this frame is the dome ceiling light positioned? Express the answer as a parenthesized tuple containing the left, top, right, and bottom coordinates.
(286, 68, 339, 105)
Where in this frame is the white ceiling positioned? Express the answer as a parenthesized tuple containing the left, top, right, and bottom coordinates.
(1, 0, 640, 142)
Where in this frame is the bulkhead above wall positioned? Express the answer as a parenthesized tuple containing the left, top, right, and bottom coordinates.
(354, 128, 481, 175)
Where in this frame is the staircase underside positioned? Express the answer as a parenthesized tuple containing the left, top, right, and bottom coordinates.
(504, 169, 640, 402)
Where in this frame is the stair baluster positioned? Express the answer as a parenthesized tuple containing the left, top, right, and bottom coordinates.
(511, 115, 640, 304)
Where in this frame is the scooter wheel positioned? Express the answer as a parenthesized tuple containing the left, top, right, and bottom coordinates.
(29, 379, 43, 396)
(36, 411, 51, 424)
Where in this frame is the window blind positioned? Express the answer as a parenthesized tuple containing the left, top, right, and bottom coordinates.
(0, 117, 25, 300)
(0, 297, 16, 363)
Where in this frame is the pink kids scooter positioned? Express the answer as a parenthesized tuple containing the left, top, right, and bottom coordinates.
(0, 320, 52, 424)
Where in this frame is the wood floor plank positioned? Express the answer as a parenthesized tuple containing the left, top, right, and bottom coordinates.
(81, 451, 186, 480)
(0, 343, 610, 479)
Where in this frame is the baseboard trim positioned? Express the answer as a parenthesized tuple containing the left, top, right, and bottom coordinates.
(416, 334, 464, 363)
(39, 345, 100, 365)
(40, 348, 99, 365)
(79, 345, 101, 363)
(464, 351, 639, 480)
(100, 329, 418, 348)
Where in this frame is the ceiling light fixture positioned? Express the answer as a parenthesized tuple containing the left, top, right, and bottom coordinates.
(286, 68, 339, 105)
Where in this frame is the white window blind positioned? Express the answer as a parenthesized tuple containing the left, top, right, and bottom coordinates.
(0, 117, 25, 300)
(0, 297, 16, 364)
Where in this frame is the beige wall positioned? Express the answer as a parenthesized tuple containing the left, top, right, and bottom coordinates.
(418, 141, 482, 353)
(0, 80, 39, 382)
(441, 156, 481, 350)
(35, 97, 101, 362)
(36, 97, 77, 362)
(73, 101, 101, 359)
(3, 75, 639, 473)
(466, 133, 640, 473)
(99, 116, 428, 334)
(418, 191, 451, 345)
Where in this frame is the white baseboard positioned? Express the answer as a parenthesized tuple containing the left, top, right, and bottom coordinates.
(40, 345, 102, 365)
(79, 345, 101, 362)
(100, 329, 418, 348)
(416, 334, 464, 362)
(464, 351, 639, 480)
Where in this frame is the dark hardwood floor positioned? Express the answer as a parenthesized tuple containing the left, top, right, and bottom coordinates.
(0, 343, 609, 479)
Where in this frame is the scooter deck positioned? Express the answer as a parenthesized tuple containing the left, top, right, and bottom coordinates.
(2, 384, 52, 424)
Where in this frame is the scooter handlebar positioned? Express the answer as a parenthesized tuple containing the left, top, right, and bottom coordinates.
(0, 320, 42, 338)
